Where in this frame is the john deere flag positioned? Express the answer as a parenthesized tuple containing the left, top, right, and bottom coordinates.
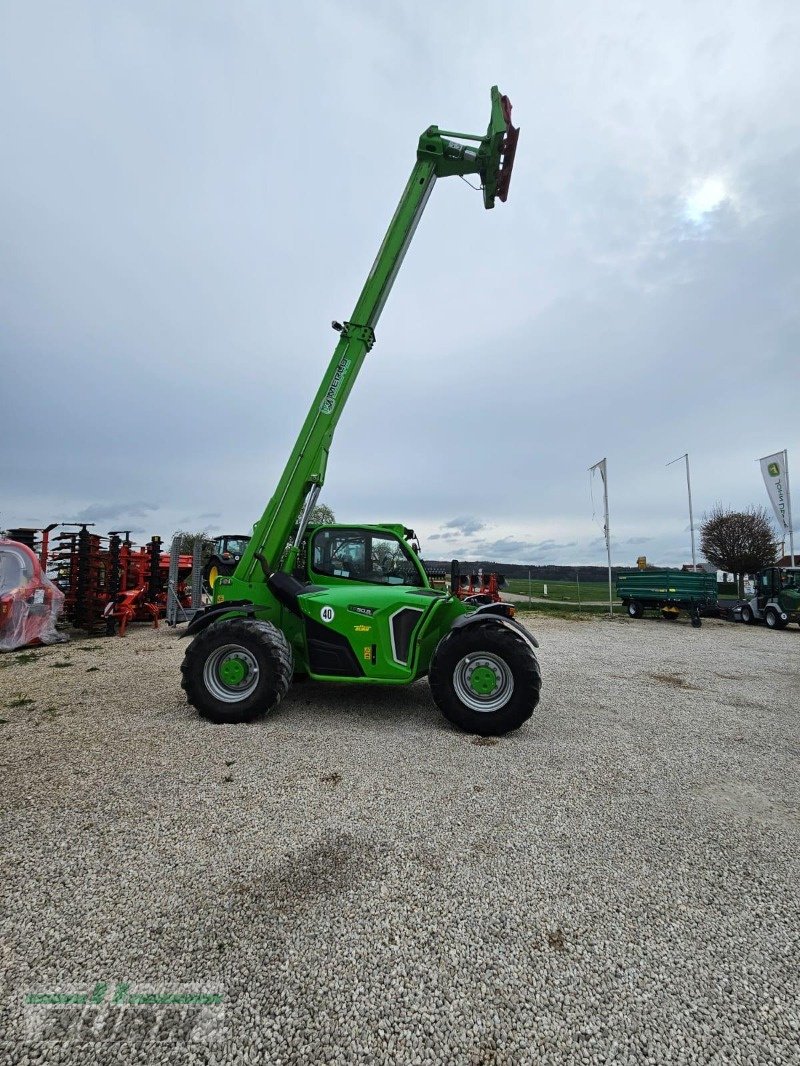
(759, 450, 791, 531)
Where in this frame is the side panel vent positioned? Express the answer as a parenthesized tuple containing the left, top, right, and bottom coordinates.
(390, 608, 424, 664)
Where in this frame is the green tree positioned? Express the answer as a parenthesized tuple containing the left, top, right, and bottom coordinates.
(700, 505, 778, 595)
(309, 503, 335, 525)
(172, 529, 215, 566)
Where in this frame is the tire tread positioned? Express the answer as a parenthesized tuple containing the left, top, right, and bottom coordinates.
(429, 620, 541, 736)
(181, 617, 293, 724)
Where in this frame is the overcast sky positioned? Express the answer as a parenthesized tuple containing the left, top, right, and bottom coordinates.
(2, 1, 798, 566)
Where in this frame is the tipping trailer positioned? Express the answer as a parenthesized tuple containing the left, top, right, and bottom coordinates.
(616, 569, 718, 627)
(180, 88, 542, 737)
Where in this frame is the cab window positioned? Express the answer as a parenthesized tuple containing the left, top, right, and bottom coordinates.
(311, 528, 423, 586)
(225, 538, 249, 556)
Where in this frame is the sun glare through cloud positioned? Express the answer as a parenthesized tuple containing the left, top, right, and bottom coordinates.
(683, 176, 729, 224)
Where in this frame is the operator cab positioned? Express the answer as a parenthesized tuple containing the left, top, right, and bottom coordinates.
(304, 525, 427, 588)
(755, 566, 798, 606)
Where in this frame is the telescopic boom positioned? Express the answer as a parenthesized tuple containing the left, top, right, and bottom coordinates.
(235, 87, 519, 584)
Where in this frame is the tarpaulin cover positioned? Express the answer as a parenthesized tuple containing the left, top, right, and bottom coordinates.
(0, 538, 66, 652)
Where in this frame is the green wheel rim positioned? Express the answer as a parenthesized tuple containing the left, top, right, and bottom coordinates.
(203, 644, 260, 703)
(453, 652, 514, 713)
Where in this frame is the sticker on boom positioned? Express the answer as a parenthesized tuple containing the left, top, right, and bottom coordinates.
(320, 606, 335, 623)
(319, 356, 351, 414)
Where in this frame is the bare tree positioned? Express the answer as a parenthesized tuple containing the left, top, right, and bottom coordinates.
(700, 505, 779, 595)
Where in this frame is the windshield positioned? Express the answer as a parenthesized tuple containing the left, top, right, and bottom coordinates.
(311, 528, 424, 587)
(0, 546, 30, 593)
(224, 538, 249, 555)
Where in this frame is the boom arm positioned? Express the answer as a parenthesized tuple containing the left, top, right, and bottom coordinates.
(235, 87, 519, 585)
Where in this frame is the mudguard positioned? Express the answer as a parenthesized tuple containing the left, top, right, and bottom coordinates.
(182, 600, 256, 637)
(450, 610, 539, 650)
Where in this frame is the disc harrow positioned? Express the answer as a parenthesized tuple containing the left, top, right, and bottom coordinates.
(48, 525, 193, 635)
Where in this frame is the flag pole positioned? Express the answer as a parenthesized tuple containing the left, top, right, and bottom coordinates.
(603, 461, 612, 614)
(667, 452, 696, 569)
(785, 449, 795, 565)
(686, 453, 696, 570)
(590, 458, 613, 615)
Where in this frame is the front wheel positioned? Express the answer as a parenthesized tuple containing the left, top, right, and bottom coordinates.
(429, 621, 541, 736)
(764, 607, 787, 630)
(627, 601, 643, 619)
(181, 617, 293, 723)
(740, 604, 754, 624)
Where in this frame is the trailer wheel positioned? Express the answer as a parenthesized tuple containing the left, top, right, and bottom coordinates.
(181, 617, 293, 723)
(627, 601, 643, 619)
(740, 604, 754, 624)
(429, 621, 541, 736)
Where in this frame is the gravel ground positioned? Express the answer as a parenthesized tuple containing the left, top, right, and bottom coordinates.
(0, 615, 798, 1064)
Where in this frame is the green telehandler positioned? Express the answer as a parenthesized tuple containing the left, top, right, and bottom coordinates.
(181, 87, 542, 736)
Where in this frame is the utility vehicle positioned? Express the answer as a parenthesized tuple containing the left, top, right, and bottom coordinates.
(739, 566, 800, 629)
(181, 87, 542, 736)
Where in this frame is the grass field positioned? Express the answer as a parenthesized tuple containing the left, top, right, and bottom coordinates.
(504, 578, 616, 603)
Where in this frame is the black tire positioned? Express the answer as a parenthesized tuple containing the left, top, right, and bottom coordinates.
(691, 616, 702, 629)
(429, 621, 541, 737)
(764, 607, 787, 630)
(203, 555, 237, 590)
(181, 618, 293, 724)
(740, 604, 753, 624)
(628, 601, 643, 619)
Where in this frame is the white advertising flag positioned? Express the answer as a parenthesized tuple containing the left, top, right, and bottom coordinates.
(759, 451, 791, 532)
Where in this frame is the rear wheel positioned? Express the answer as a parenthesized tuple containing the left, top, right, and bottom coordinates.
(181, 618, 293, 723)
(627, 601, 643, 618)
(429, 621, 541, 736)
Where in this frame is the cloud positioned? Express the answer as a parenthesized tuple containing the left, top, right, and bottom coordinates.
(1, 3, 798, 567)
(74, 502, 159, 522)
(443, 516, 486, 537)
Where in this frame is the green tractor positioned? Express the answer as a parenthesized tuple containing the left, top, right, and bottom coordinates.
(181, 87, 542, 736)
(203, 534, 251, 590)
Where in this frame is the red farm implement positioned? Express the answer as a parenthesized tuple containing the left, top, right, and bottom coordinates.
(49, 526, 193, 635)
(423, 561, 506, 605)
(0, 536, 65, 651)
(453, 567, 506, 605)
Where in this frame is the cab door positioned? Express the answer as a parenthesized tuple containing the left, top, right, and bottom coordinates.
(756, 568, 778, 609)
